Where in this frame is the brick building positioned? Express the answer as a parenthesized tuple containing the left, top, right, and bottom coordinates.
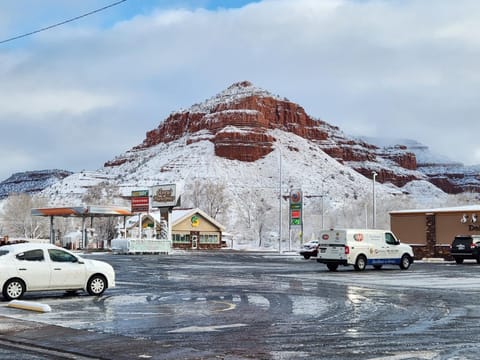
(390, 205, 480, 259)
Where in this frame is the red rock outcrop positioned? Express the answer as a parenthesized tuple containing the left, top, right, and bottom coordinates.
(105, 81, 425, 186)
(130, 81, 386, 167)
(101, 81, 480, 193)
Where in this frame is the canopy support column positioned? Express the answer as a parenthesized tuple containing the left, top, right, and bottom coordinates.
(50, 216, 55, 244)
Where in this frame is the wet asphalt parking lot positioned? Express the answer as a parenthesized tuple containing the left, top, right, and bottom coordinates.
(1, 251, 480, 359)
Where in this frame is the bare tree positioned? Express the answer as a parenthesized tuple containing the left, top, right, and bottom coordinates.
(1, 193, 49, 239)
(189, 179, 204, 208)
(82, 182, 124, 242)
(236, 189, 274, 247)
(203, 181, 226, 220)
(185, 179, 228, 220)
(255, 197, 273, 247)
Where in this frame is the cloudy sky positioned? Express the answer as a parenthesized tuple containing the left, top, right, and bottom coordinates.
(1, 0, 479, 181)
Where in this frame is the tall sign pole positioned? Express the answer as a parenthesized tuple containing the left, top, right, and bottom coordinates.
(289, 189, 303, 251)
(151, 184, 179, 243)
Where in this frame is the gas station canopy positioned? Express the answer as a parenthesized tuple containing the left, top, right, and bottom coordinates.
(31, 206, 133, 247)
(31, 206, 132, 218)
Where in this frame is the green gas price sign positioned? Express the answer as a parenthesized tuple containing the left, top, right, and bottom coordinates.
(289, 190, 303, 226)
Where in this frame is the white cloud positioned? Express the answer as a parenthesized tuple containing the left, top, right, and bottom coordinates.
(0, 90, 118, 118)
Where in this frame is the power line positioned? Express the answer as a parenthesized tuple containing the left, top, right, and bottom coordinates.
(0, 0, 128, 45)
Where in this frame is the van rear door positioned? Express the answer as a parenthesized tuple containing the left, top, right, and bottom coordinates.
(317, 230, 347, 262)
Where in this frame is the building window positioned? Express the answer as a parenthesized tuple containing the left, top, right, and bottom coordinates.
(199, 234, 219, 244)
(173, 234, 190, 243)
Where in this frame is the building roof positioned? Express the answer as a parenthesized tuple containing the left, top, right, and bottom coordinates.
(390, 205, 480, 215)
(127, 208, 225, 231)
(172, 208, 225, 231)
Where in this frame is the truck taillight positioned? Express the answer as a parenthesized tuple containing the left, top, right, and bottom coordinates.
(471, 243, 477, 249)
(345, 246, 350, 255)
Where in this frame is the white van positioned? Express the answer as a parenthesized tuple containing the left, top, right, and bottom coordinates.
(316, 229, 414, 271)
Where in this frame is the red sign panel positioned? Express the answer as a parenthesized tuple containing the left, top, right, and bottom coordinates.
(291, 210, 301, 219)
(131, 197, 149, 213)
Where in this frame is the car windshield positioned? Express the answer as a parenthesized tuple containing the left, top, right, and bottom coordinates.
(0, 250, 9, 256)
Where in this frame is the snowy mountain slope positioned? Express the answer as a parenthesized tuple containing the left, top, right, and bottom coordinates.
(0, 169, 72, 199)
(360, 136, 460, 166)
(359, 136, 480, 193)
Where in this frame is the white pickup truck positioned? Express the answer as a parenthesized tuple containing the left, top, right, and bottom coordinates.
(316, 229, 414, 271)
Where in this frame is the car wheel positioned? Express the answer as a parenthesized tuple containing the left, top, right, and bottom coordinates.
(326, 263, 338, 271)
(87, 275, 107, 296)
(3, 278, 26, 301)
(303, 254, 311, 260)
(399, 254, 412, 270)
(354, 255, 367, 271)
(454, 257, 464, 264)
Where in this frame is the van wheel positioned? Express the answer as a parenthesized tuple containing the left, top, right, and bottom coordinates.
(326, 264, 338, 271)
(399, 254, 412, 270)
(454, 257, 464, 264)
(303, 254, 311, 259)
(354, 255, 367, 271)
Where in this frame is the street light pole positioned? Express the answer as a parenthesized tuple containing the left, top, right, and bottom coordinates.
(278, 148, 282, 253)
(321, 174, 332, 229)
(321, 180, 325, 229)
(372, 171, 377, 229)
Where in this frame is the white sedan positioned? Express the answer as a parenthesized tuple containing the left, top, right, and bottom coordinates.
(0, 242, 115, 301)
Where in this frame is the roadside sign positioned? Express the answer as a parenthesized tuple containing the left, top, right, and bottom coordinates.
(151, 184, 178, 208)
(131, 190, 149, 213)
(289, 190, 303, 226)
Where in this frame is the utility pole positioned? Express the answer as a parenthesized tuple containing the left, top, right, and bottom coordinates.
(372, 171, 377, 229)
(278, 148, 282, 253)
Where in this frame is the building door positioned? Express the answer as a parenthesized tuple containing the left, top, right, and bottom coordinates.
(191, 231, 199, 249)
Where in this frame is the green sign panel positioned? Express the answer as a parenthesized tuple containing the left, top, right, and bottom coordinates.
(291, 218, 301, 225)
(132, 190, 149, 197)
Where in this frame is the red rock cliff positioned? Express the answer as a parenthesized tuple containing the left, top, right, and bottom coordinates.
(131, 82, 392, 165)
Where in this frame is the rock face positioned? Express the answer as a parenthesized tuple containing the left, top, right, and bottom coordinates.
(0, 170, 73, 199)
(131, 81, 328, 162)
(104, 81, 479, 193)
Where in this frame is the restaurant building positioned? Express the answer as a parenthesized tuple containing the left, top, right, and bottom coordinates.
(127, 208, 225, 250)
(390, 205, 480, 259)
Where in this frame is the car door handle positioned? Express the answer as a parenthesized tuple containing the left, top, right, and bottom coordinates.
(18, 268, 27, 271)
(54, 268, 62, 271)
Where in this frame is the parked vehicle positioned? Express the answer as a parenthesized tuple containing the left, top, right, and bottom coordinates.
(450, 235, 480, 264)
(299, 240, 319, 259)
(0, 243, 115, 300)
(316, 229, 414, 271)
